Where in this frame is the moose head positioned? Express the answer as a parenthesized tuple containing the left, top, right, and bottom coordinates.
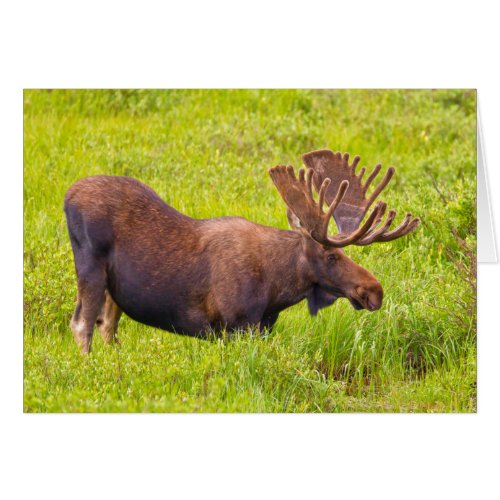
(269, 150, 420, 315)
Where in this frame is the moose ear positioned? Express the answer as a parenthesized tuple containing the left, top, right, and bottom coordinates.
(286, 207, 302, 231)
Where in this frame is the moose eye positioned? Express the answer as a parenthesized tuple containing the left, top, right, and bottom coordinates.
(327, 254, 338, 263)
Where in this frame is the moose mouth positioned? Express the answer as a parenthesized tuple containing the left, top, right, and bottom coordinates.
(348, 294, 381, 311)
(315, 285, 379, 312)
(321, 285, 366, 310)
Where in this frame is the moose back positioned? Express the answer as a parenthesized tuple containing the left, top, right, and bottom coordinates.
(64, 149, 420, 353)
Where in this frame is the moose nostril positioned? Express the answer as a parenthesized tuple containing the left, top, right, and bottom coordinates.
(355, 286, 366, 299)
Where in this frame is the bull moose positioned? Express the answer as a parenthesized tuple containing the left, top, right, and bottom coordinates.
(64, 149, 420, 353)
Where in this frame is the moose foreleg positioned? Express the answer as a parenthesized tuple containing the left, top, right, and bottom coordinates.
(259, 312, 279, 332)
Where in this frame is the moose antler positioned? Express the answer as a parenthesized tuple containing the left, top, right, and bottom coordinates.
(302, 150, 420, 245)
(269, 165, 385, 247)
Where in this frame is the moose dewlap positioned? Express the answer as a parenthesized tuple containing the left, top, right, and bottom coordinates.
(64, 149, 420, 353)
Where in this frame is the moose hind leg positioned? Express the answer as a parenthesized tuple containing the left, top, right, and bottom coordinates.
(96, 290, 122, 344)
(70, 264, 107, 354)
(70, 290, 83, 334)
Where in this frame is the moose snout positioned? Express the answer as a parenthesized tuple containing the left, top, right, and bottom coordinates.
(355, 284, 383, 311)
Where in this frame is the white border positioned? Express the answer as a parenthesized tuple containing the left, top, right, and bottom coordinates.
(2, 1, 499, 498)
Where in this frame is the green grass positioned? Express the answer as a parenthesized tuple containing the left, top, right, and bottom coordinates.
(23, 89, 477, 412)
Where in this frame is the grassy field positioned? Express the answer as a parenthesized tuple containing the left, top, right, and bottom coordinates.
(23, 89, 477, 412)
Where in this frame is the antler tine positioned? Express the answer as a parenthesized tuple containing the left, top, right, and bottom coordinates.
(357, 166, 366, 181)
(343, 153, 354, 173)
(305, 167, 314, 200)
(298, 167, 306, 182)
(362, 164, 382, 192)
(372, 201, 387, 226)
(317, 178, 332, 211)
(377, 215, 421, 242)
(351, 155, 361, 171)
(366, 166, 395, 207)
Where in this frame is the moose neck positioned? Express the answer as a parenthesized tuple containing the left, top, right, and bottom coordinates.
(262, 229, 315, 312)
